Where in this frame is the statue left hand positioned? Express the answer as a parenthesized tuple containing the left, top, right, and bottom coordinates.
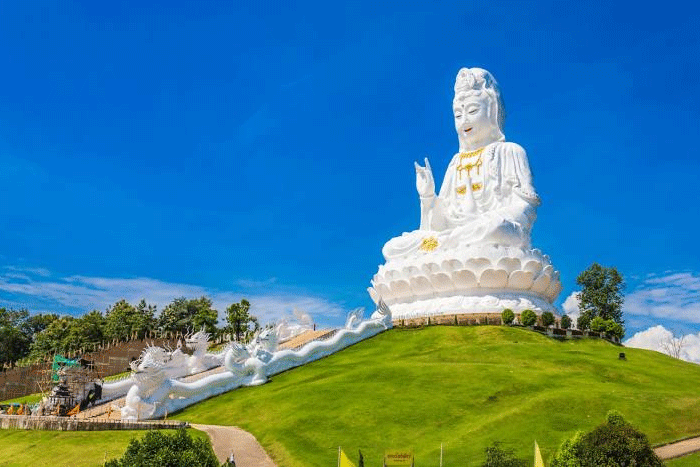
(415, 157, 436, 198)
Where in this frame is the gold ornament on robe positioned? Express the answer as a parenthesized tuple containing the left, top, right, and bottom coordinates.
(456, 183, 482, 195)
(456, 147, 484, 179)
(419, 236, 439, 252)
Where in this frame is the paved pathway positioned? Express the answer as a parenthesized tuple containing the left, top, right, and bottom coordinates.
(655, 436, 700, 460)
(192, 424, 277, 466)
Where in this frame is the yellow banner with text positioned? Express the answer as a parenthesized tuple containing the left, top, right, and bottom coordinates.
(384, 450, 414, 466)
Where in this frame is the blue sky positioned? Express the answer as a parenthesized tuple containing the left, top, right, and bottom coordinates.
(1, 1, 699, 338)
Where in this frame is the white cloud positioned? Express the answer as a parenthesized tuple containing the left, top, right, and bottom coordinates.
(0, 266, 349, 326)
(562, 291, 581, 325)
(624, 325, 700, 364)
(624, 271, 700, 323)
(4, 265, 51, 277)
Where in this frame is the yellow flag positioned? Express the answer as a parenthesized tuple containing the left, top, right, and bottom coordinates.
(534, 441, 545, 467)
(339, 448, 356, 467)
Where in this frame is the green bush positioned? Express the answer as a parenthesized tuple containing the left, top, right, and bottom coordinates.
(520, 309, 537, 326)
(481, 442, 528, 467)
(605, 321, 625, 339)
(501, 309, 515, 325)
(589, 317, 625, 338)
(551, 411, 663, 467)
(560, 315, 572, 329)
(540, 311, 555, 327)
(551, 431, 583, 467)
(590, 316, 607, 332)
(105, 428, 220, 467)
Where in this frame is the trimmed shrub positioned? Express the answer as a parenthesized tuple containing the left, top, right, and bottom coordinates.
(551, 411, 663, 467)
(105, 428, 219, 467)
(481, 442, 528, 467)
(520, 309, 537, 326)
(560, 314, 572, 329)
(590, 316, 607, 332)
(501, 309, 515, 325)
(605, 321, 625, 339)
(541, 311, 555, 327)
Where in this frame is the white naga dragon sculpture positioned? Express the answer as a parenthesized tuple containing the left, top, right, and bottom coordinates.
(120, 303, 392, 420)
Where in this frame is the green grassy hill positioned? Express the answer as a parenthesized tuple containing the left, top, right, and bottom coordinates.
(173, 325, 700, 467)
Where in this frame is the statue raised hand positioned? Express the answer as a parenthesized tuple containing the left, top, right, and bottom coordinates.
(414, 157, 435, 198)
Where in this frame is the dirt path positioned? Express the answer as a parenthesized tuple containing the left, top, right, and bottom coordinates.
(192, 423, 276, 467)
(655, 436, 700, 460)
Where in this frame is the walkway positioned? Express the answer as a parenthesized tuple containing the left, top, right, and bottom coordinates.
(191, 423, 276, 467)
(655, 436, 700, 460)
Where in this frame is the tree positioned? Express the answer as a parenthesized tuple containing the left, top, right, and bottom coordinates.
(520, 309, 537, 326)
(226, 299, 259, 342)
(481, 442, 528, 467)
(576, 313, 591, 331)
(660, 330, 687, 359)
(29, 316, 75, 358)
(589, 316, 607, 333)
(501, 309, 515, 325)
(560, 315, 572, 329)
(576, 263, 625, 330)
(552, 411, 663, 467)
(0, 308, 31, 365)
(105, 299, 157, 341)
(589, 317, 624, 339)
(540, 311, 555, 327)
(105, 428, 219, 467)
(159, 297, 219, 336)
(63, 310, 105, 350)
(22, 313, 58, 337)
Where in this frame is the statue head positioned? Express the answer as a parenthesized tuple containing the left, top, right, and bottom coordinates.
(453, 68, 505, 151)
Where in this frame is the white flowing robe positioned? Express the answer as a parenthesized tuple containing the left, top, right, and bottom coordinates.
(382, 141, 540, 260)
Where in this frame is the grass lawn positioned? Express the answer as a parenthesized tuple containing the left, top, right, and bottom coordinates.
(0, 393, 44, 406)
(0, 428, 209, 466)
(666, 452, 700, 466)
(173, 326, 700, 467)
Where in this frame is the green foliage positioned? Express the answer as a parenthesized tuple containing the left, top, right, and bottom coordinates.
(551, 431, 583, 467)
(28, 316, 75, 359)
(520, 309, 537, 326)
(104, 428, 219, 467)
(589, 317, 625, 339)
(501, 309, 515, 325)
(29, 311, 108, 358)
(540, 311, 555, 327)
(226, 299, 259, 342)
(481, 442, 528, 467)
(552, 412, 663, 467)
(0, 308, 31, 365)
(560, 315, 572, 329)
(63, 310, 105, 349)
(159, 297, 219, 336)
(576, 263, 625, 327)
(576, 313, 591, 331)
(605, 321, 624, 339)
(590, 316, 607, 332)
(105, 299, 157, 341)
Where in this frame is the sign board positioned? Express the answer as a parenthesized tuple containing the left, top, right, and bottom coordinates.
(384, 450, 414, 466)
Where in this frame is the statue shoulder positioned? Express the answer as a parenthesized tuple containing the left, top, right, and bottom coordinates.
(492, 141, 527, 160)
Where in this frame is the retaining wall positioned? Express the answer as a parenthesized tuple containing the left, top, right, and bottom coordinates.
(0, 414, 187, 431)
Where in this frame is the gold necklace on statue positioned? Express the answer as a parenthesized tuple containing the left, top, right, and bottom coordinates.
(455, 147, 484, 194)
(456, 147, 484, 179)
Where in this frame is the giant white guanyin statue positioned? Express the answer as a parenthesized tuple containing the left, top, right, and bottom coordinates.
(368, 67, 562, 320)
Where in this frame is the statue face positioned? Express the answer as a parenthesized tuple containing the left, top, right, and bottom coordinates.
(453, 93, 498, 149)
